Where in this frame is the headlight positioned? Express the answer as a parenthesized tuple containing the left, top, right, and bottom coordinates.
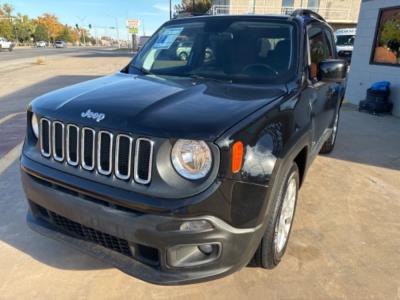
(171, 139, 212, 180)
(31, 113, 39, 138)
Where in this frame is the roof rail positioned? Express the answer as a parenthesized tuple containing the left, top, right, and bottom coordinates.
(290, 9, 326, 22)
(173, 11, 210, 19)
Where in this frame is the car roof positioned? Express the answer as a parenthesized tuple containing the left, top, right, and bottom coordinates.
(171, 11, 328, 27)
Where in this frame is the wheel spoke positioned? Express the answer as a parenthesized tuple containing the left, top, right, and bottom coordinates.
(275, 175, 297, 254)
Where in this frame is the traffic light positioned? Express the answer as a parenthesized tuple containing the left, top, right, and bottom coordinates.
(75, 24, 79, 29)
(88, 24, 92, 29)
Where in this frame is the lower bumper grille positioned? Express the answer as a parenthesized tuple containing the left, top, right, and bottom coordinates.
(31, 202, 160, 266)
(49, 210, 133, 257)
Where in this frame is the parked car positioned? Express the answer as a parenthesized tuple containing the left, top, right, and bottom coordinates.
(0, 37, 14, 51)
(54, 40, 66, 48)
(36, 41, 47, 48)
(335, 28, 356, 61)
(176, 41, 193, 61)
(21, 10, 347, 284)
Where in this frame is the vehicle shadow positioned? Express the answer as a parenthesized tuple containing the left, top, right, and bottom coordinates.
(327, 104, 400, 171)
(0, 75, 110, 270)
(0, 162, 109, 270)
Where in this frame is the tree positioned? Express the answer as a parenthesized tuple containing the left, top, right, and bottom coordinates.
(15, 14, 35, 42)
(175, 0, 212, 15)
(33, 24, 47, 41)
(0, 3, 14, 40)
(1, 3, 13, 16)
(0, 19, 13, 39)
(57, 25, 72, 42)
(35, 13, 63, 42)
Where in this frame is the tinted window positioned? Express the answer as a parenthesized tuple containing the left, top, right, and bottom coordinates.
(308, 26, 332, 80)
(131, 19, 297, 84)
(336, 35, 355, 46)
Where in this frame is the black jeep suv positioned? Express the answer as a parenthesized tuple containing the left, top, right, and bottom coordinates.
(21, 10, 346, 284)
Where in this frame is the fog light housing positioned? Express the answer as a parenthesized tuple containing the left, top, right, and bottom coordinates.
(166, 243, 221, 268)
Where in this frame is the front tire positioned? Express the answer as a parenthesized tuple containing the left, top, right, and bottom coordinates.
(253, 162, 299, 269)
(320, 109, 340, 154)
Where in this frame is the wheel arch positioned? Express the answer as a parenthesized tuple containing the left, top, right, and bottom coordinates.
(293, 146, 308, 187)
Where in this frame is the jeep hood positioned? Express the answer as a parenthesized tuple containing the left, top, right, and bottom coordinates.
(31, 73, 286, 140)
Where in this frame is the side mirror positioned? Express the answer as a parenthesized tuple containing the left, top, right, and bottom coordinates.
(318, 59, 347, 82)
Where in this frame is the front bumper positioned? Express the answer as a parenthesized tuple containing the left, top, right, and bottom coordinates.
(21, 158, 264, 284)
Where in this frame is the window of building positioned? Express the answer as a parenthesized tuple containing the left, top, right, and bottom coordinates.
(282, 0, 294, 8)
(308, 0, 320, 10)
(371, 6, 400, 66)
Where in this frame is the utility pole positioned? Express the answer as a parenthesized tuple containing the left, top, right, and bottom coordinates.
(115, 17, 120, 48)
(192, 0, 195, 13)
(169, 0, 172, 19)
(253, 0, 256, 14)
(76, 16, 87, 46)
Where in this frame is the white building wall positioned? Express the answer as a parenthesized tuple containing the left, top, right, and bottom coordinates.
(345, 0, 400, 117)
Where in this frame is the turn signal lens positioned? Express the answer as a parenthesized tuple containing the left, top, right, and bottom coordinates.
(232, 141, 243, 173)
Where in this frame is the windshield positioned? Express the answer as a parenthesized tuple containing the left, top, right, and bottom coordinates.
(129, 18, 297, 83)
(336, 35, 355, 46)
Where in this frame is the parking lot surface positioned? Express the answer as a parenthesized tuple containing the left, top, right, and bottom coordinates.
(0, 55, 399, 299)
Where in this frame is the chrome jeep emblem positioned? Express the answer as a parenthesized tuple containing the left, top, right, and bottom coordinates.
(81, 109, 105, 122)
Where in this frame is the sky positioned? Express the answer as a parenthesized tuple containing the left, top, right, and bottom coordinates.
(3, 0, 182, 39)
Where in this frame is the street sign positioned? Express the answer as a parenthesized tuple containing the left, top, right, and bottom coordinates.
(126, 19, 140, 29)
(129, 27, 138, 34)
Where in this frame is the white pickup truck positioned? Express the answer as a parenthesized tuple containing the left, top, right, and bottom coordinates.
(0, 37, 14, 51)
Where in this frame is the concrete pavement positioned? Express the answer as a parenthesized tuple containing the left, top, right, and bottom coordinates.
(0, 55, 399, 299)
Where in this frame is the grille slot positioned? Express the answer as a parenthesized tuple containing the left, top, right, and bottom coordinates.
(52, 121, 65, 162)
(115, 135, 133, 180)
(97, 131, 113, 175)
(81, 127, 96, 171)
(40, 118, 51, 157)
(134, 138, 154, 184)
(38, 119, 153, 185)
(66, 124, 79, 166)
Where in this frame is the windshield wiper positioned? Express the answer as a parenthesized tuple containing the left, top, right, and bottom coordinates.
(189, 74, 233, 84)
(131, 65, 154, 76)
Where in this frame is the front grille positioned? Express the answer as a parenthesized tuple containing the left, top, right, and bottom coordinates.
(40, 119, 51, 157)
(134, 138, 154, 184)
(52, 121, 64, 161)
(49, 210, 133, 257)
(81, 127, 95, 171)
(66, 124, 79, 166)
(115, 135, 132, 180)
(39, 119, 154, 185)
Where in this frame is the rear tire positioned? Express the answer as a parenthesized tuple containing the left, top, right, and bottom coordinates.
(253, 162, 299, 269)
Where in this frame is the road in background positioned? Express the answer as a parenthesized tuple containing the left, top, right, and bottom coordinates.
(0, 47, 133, 63)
